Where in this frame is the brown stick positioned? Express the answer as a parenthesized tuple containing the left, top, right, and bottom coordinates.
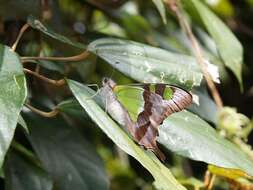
(11, 23, 30, 51)
(207, 174, 216, 190)
(25, 103, 59, 117)
(24, 68, 66, 86)
(21, 51, 90, 62)
(164, 0, 223, 109)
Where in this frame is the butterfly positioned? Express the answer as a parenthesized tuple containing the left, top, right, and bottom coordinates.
(100, 77, 192, 161)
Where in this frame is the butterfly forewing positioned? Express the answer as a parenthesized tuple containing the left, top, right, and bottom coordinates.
(113, 85, 145, 122)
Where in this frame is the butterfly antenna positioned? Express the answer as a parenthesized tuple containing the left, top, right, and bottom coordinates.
(85, 84, 110, 115)
(84, 83, 101, 100)
(105, 95, 109, 113)
(109, 65, 116, 79)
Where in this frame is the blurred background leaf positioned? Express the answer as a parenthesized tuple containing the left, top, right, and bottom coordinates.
(4, 150, 53, 190)
(25, 113, 109, 190)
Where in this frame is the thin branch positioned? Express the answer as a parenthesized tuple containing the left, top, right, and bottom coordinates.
(21, 60, 38, 64)
(11, 23, 30, 51)
(21, 50, 90, 62)
(24, 68, 66, 86)
(204, 171, 211, 187)
(204, 170, 216, 190)
(164, 0, 223, 109)
(207, 174, 216, 190)
(25, 103, 59, 117)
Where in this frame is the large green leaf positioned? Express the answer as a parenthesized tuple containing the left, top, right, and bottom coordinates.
(26, 114, 109, 190)
(67, 79, 187, 190)
(158, 111, 253, 176)
(4, 150, 53, 190)
(183, 0, 243, 86)
(27, 16, 86, 50)
(87, 38, 202, 90)
(0, 44, 27, 167)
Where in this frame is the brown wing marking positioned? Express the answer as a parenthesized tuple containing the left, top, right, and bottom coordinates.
(134, 85, 151, 141)
(135, 84, 166, 161)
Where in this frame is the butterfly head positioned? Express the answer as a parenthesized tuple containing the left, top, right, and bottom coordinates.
(102, 77, 116, 89)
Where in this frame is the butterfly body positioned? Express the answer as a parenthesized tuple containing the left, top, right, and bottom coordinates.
(100, 78, 192, 161)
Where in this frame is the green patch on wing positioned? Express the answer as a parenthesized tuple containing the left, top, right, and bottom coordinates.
(114, 85, 144, 122)
(113, 84, 174, 122)
(163, 87, 173, 100)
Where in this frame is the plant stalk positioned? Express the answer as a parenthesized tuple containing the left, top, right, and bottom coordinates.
(21, 51, 90, 62)
(164, 0, 223, 109)
(25, 103, 59, 118)
(11, 23, 30, 51)
(24, 68, 66, 86)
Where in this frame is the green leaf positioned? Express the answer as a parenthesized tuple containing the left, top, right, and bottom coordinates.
(37, 60, 65, 74)
(0, 44, 27, 168)
(183, 0, 243, 87)
(157, 111, 253, 176)
(27, 16, 86, 49)
(4, 150, 53, 190)
(26, 114, 109, 190)
(57, 98, 87, 118)
(88, 38, 202, 90)
(152, 0, 167, 24)
(67, 79, 187, 190)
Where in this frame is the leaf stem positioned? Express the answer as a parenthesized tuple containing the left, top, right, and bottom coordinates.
(21, 50, 90, 62)
(24, 68, 66, 86)
(164, 0, 223, 109)
(204, 171, 216, 190)
(25, 103, 59, 117)
(11, 23, 30, 51)
(207, 174, 216, 190)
